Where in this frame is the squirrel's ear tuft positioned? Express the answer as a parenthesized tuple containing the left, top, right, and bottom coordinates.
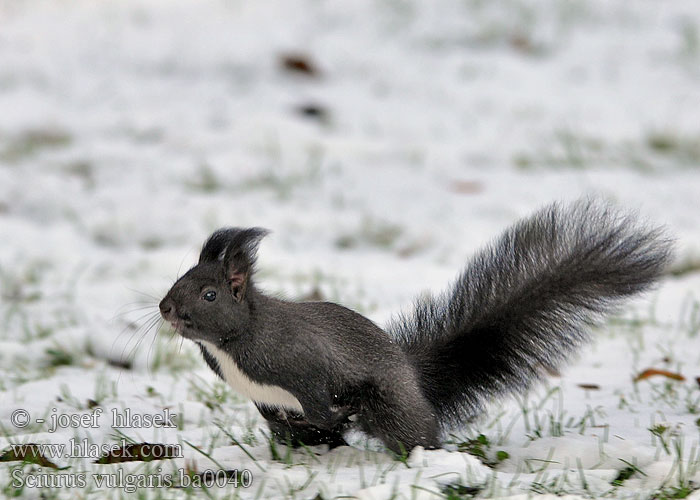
(199, 228, 237, 264)
(199, 227, 270, 264)
(222, 227, 270, 302)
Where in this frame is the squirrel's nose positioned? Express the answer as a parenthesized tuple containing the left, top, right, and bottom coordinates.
(159, 298, 175, 321)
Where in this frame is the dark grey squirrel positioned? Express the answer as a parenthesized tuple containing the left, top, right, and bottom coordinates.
(159, 199, 672, 453)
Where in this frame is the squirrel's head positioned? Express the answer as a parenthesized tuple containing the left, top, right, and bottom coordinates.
(159, 227, 269, 344)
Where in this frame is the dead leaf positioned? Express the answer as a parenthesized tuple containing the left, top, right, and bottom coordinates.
(279, 53, 320, 77)
(577, 383, 600, 390)
(295, 103, 329, 123)
(0, 444, 64, 469)
(634, 368, 685, 382)
(94, 442, 179, 464)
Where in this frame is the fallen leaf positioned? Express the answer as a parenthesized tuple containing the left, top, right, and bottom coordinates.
(107, 358, 132, 370)
(0, 444, 64, 469)
(279, 53, 320, 77)
(94, 442, 179, 464)
(295, 103, 329, 122)
(577, 383, 600, 390)
(634, 368, 685, 382)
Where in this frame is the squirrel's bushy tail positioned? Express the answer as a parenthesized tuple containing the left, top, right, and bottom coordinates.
(388, 199, 673, 426)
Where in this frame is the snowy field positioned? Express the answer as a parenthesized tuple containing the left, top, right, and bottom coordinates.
(1, 0, 700, 498)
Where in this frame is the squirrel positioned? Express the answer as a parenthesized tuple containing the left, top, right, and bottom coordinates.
(159, 199, 672, 453)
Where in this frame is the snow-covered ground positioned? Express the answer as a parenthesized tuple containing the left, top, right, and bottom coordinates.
(1, 0, 700, 498)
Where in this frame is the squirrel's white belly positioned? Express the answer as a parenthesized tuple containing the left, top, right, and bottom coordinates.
(199, 341, 303, 413)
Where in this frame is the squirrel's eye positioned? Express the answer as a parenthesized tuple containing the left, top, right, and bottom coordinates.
(203, 290, 217, 302)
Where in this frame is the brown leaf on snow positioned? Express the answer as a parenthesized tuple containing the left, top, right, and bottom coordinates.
(0, 444, 64, 469)
(577, 383, 600, 390)
(94, 442, 179, 464)
(279, 53, 320, 77)
(634, 368, 686, 382)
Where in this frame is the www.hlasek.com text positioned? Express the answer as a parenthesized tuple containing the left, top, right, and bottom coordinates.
(10, 440, 183, 460)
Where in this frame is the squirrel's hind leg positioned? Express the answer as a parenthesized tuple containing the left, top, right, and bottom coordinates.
(255, 404, 348, 449)
(359, 376, 441, 454)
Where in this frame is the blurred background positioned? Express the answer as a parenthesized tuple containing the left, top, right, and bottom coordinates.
(2, 0, 700, 363)
(1, 0, 699, 366)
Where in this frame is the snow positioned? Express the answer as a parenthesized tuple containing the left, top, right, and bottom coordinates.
(1, 0, 700, 498)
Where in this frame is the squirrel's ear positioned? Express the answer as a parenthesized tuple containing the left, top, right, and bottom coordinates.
(222, 227, 270, 302)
